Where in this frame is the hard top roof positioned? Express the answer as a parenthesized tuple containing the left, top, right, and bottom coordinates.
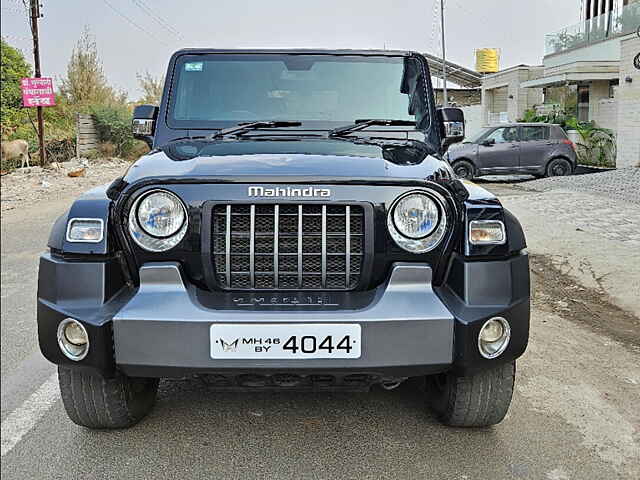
(171, 48, 419, 57)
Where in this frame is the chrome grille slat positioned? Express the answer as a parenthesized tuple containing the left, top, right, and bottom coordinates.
(274, 205, 279, 289)
(321, 205, 327, 288)
(212, 203, 365, 291)
(297, 205, 303, 288)
(346, 205, 351, 287)
(249, 205, 255, 289)
(225, 205, 231, 287)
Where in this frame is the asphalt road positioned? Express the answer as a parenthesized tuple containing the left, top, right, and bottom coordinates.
(1, 186, 639, 480)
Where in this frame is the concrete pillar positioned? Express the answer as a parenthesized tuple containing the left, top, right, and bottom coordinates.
(589, 80, 612, 124)
(616, 35, 640, 168)
(481, 88, 491, 125)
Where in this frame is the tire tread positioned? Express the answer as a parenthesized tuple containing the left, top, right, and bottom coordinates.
(58, 366, 158, 429)
(428, 362, 515, 427)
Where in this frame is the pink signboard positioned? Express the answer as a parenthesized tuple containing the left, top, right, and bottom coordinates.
(21, 77, 56, 107)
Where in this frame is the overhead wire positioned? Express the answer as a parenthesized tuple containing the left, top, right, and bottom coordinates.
(101, 0, 171, 47)
(130, 0, 184, 41)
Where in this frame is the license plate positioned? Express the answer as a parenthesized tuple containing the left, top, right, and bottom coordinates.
(210, 324, 361, 359)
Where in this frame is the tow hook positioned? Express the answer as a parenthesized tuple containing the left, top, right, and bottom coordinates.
(380, 378, 408, 390)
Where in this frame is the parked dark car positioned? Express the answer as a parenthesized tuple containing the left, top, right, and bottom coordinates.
(446, 123, 577, 179)
(38, 49, 530, 430)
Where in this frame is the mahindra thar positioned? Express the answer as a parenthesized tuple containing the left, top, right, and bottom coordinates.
(37, 50, 530, 429)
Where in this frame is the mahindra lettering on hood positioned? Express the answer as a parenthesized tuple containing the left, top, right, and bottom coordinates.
(247, 186, 332, 198)
(37, 49, 529, 431)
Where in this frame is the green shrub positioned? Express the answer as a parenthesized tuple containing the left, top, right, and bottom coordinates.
(90, 104, 134, 157)
(565, 117, 616, 168)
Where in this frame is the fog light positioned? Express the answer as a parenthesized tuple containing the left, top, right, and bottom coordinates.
(478, 317, 510, 359)
(57, 318, 89, 361)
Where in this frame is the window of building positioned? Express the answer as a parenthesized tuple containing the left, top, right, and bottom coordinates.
(578, 85, 590, 122)
(609, 79, 619, 98)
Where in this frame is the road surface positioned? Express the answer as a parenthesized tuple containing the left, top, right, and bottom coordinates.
(1, 185, 638, 480)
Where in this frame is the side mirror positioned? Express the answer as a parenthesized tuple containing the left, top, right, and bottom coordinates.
(482, 138, 496, 147)
(437, 107, 465, 151)
(132, 104, 159, 148)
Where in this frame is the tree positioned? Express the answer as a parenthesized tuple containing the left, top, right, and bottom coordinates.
(59, 27, 126, 106)
(136, 71, 164, 105)
(0, 38, 32, 132)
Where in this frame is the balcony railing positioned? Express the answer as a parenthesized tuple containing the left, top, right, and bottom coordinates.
(545, 2, 640, 56)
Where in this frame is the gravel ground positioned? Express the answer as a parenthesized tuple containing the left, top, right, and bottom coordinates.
(0, 158, 129, 213)
(525, 167, 640, 205)
(2, 194, 639, 479)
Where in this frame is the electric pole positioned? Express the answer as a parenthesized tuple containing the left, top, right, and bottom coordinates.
(29, 0, 47, 165)
(440, 0, 448, 107)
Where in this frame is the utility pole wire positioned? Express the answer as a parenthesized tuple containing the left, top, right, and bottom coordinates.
(101, 0, 171, 47)
(131, 0, 184, 41)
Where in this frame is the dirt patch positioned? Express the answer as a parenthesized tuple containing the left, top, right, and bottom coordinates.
(531, 254, 640, 349)
(0, 157, 129, 212)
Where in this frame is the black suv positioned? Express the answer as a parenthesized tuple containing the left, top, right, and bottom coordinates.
(38, 50, 530, 429)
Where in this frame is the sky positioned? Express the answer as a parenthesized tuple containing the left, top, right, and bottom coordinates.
(1, 0, 581, 99)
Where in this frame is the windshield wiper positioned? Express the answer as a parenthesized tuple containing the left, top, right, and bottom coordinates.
(329, 119, 416, 137)
(209, 121, 302, 139)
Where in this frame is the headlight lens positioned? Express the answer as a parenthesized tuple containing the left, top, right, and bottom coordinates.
(66, 218, 104, 243)
(387, 191, 448, 253)
(392, 194, 439, 239)
(128, 190, 188, 252)
(137, 191, 185, 237)
(469, 220, 506, 245)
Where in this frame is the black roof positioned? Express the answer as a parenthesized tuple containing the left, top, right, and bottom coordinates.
(171, 48, 418, 57)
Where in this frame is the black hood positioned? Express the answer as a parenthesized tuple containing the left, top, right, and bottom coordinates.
(122, 139, 453, 184)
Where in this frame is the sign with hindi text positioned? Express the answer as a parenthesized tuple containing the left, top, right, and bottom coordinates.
(21, 77, 56, 107)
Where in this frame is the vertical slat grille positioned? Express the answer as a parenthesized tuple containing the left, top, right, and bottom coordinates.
(212, 204, 365, 290)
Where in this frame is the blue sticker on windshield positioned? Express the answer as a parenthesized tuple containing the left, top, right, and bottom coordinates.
(185, 62, 203, 72)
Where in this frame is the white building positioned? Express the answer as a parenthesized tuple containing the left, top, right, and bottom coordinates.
(481, 0, 640, 167)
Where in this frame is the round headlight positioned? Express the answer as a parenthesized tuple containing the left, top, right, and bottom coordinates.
(387, 191, 448, 253)
(128, 190, 188, 252)
(392, 193, 439, 239)
(478, 317, 511, 359)
(137, 191, 185, 238)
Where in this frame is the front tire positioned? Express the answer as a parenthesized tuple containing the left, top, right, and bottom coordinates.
(426, 361, 515, 427)
(58, 366, 158, 429)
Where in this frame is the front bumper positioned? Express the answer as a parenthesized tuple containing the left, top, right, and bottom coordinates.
(37, 253, 530, 378)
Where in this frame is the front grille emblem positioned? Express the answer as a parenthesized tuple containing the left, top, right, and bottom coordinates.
(247, 186, 331, 198)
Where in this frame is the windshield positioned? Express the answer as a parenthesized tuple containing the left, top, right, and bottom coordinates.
(168, 54, 418, 129)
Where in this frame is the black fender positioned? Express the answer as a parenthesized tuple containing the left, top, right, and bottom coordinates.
(48, 184, 113, 255)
